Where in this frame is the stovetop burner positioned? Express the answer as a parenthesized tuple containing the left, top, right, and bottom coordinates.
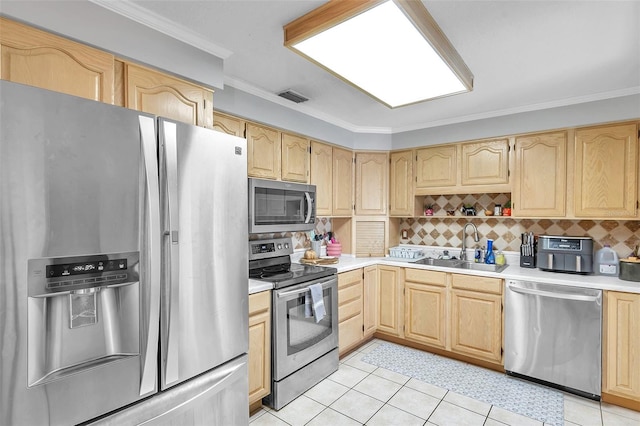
(248, 237, 336, 289)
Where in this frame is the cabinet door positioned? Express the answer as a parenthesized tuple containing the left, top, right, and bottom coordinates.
(377, 266, 402, 336)
(248, 291, 271, 405)
(310, 141, 333, 216)
(404, 272, 446, 349)
(355, 152, 388, 215)
(281, 133, 309, 183)
(363, 266, 378, 338)
(213, 112, 245, 137)
(603, 291, 640, 401)
(125, 63, 213, 128)
(0, 17, 115, 103)
(389, 150, 414, 216)
(513, 132, 567, 217)
(338, 269, 364, 355)
(246, 123, 281, 180)
(333, 147, 354, 216)
(415, 145, 457, 188)
(450, 289, 502, 363)
(575, 123, 638, 217)
(460, 139, 509, 185)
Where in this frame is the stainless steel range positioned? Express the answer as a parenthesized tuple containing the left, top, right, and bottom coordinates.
(249, 237, 339, 410)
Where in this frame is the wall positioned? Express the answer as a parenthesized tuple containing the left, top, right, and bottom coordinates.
(392, 94, 640, 149)
(0, 2, 224, 90)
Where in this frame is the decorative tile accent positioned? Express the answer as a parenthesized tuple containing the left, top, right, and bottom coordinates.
(362, 343, 564, 426)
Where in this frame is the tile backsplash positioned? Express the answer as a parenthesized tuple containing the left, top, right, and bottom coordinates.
(398, 217, 639, 256)
(248, 218, 333, 251)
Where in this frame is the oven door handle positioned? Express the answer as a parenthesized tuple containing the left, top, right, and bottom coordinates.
(276, 279, 334, 298)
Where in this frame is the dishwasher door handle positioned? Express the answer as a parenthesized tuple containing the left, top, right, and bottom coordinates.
(507, 284, 601, 303)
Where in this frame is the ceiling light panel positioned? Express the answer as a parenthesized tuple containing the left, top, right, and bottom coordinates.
(284, 0, 473, 108)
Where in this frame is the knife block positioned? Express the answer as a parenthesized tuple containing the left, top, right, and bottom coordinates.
(520, 254, 536, 268)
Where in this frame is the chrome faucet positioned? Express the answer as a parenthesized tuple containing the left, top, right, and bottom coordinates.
(460, 222, 480, 261)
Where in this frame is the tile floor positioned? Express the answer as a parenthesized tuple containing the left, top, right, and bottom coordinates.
(249, 339, 640, 426)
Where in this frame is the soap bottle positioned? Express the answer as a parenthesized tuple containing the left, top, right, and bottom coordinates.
(485, 239, 495, 264)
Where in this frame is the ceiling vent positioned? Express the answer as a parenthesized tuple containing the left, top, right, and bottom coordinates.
(277, 89, 309, 104)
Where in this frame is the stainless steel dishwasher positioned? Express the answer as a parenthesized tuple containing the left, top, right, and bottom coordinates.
(504, 280, 602, 399)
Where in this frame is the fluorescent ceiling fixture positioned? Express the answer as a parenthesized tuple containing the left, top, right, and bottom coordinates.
(284, 0, 473, 108)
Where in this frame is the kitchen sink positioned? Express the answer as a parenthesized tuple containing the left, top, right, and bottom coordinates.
(456, 261, 509, 273)
(413, 258, 508, 273)
(413, 258, 462, 268)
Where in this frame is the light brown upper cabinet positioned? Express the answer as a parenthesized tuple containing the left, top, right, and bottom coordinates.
(355, 152, 388, 215)
(332, 147, 354, 216)
(574, 123, 638, 218)
(415, 145, 457, 189)
(0, 17, 115, 103)
(125, 63, 213, 128)
(246, 123, 281, 180)
(389, 150, 414, 217)
(281, 132, 309, 183)
(460, 139, 509, 186)
(213, 111, 245, 137)
(513, 131, 567, 217)
(310, 141, 333, 216)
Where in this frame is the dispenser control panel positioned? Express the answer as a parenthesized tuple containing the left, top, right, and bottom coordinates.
(28, 252, 139, 295)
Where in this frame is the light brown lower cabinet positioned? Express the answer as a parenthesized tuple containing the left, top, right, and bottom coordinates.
(363, 265, 378, 338)
(603, 291, 640, 410)
(450, 273, 503, 364)
(404, 269, 447, 349)
(376, 266, 403, 337)
(338, 269, 364, 355)
(248, 291, 271, 405)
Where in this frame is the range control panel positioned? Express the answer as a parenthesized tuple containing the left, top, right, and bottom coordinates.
(249, 237, 293, 260)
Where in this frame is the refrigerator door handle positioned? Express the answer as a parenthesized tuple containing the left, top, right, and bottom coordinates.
(304, 192, 312, 224)
(139, 115, 161, 396)
(161, 119, 181, 386)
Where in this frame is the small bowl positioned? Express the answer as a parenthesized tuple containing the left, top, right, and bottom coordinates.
(485, 210, 494, 216)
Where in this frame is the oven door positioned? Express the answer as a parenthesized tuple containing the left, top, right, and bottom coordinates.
(272, 276, 338, 381)
(249, 178, 316, 234)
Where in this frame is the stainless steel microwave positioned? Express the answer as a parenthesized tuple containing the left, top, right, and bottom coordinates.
(248, 178, 316, 234)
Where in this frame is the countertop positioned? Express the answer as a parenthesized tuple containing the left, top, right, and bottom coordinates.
(249, 248, 640, 295)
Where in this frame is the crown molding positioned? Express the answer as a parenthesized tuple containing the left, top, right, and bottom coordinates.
(393, 86, 640, 133)
(89, 0, 233, 59)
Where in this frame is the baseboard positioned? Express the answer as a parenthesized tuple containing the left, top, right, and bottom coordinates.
(602, 392, 640, 412)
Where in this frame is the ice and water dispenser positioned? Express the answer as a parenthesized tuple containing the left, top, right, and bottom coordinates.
(27, 252, 140, 386)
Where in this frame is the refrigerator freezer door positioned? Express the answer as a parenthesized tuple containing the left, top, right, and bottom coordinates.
(0, 81, 160, 425)
(88, 354, 249, 426)
(158, 119, 249, 390)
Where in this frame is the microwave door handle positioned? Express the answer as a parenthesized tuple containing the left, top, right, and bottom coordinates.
(139, 115, 161, 396)
(304, 192, 312, 224)
(161, 119, 180, 386)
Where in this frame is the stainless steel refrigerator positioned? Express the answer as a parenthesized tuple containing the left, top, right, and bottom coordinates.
(0, 80, 249, 425)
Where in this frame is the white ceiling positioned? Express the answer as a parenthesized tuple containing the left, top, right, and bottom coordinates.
(101, 0, 639, 133)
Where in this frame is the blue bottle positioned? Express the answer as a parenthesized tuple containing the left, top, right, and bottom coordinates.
(485, 239, 495, 264)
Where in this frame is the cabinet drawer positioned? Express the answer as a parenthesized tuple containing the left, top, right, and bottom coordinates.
(451, 274, 502, 294)
(339, 269, 363, 289)
(339, 298, 362, 322)
(405, 268, 447, 286)
(249, 290, 271, 315)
